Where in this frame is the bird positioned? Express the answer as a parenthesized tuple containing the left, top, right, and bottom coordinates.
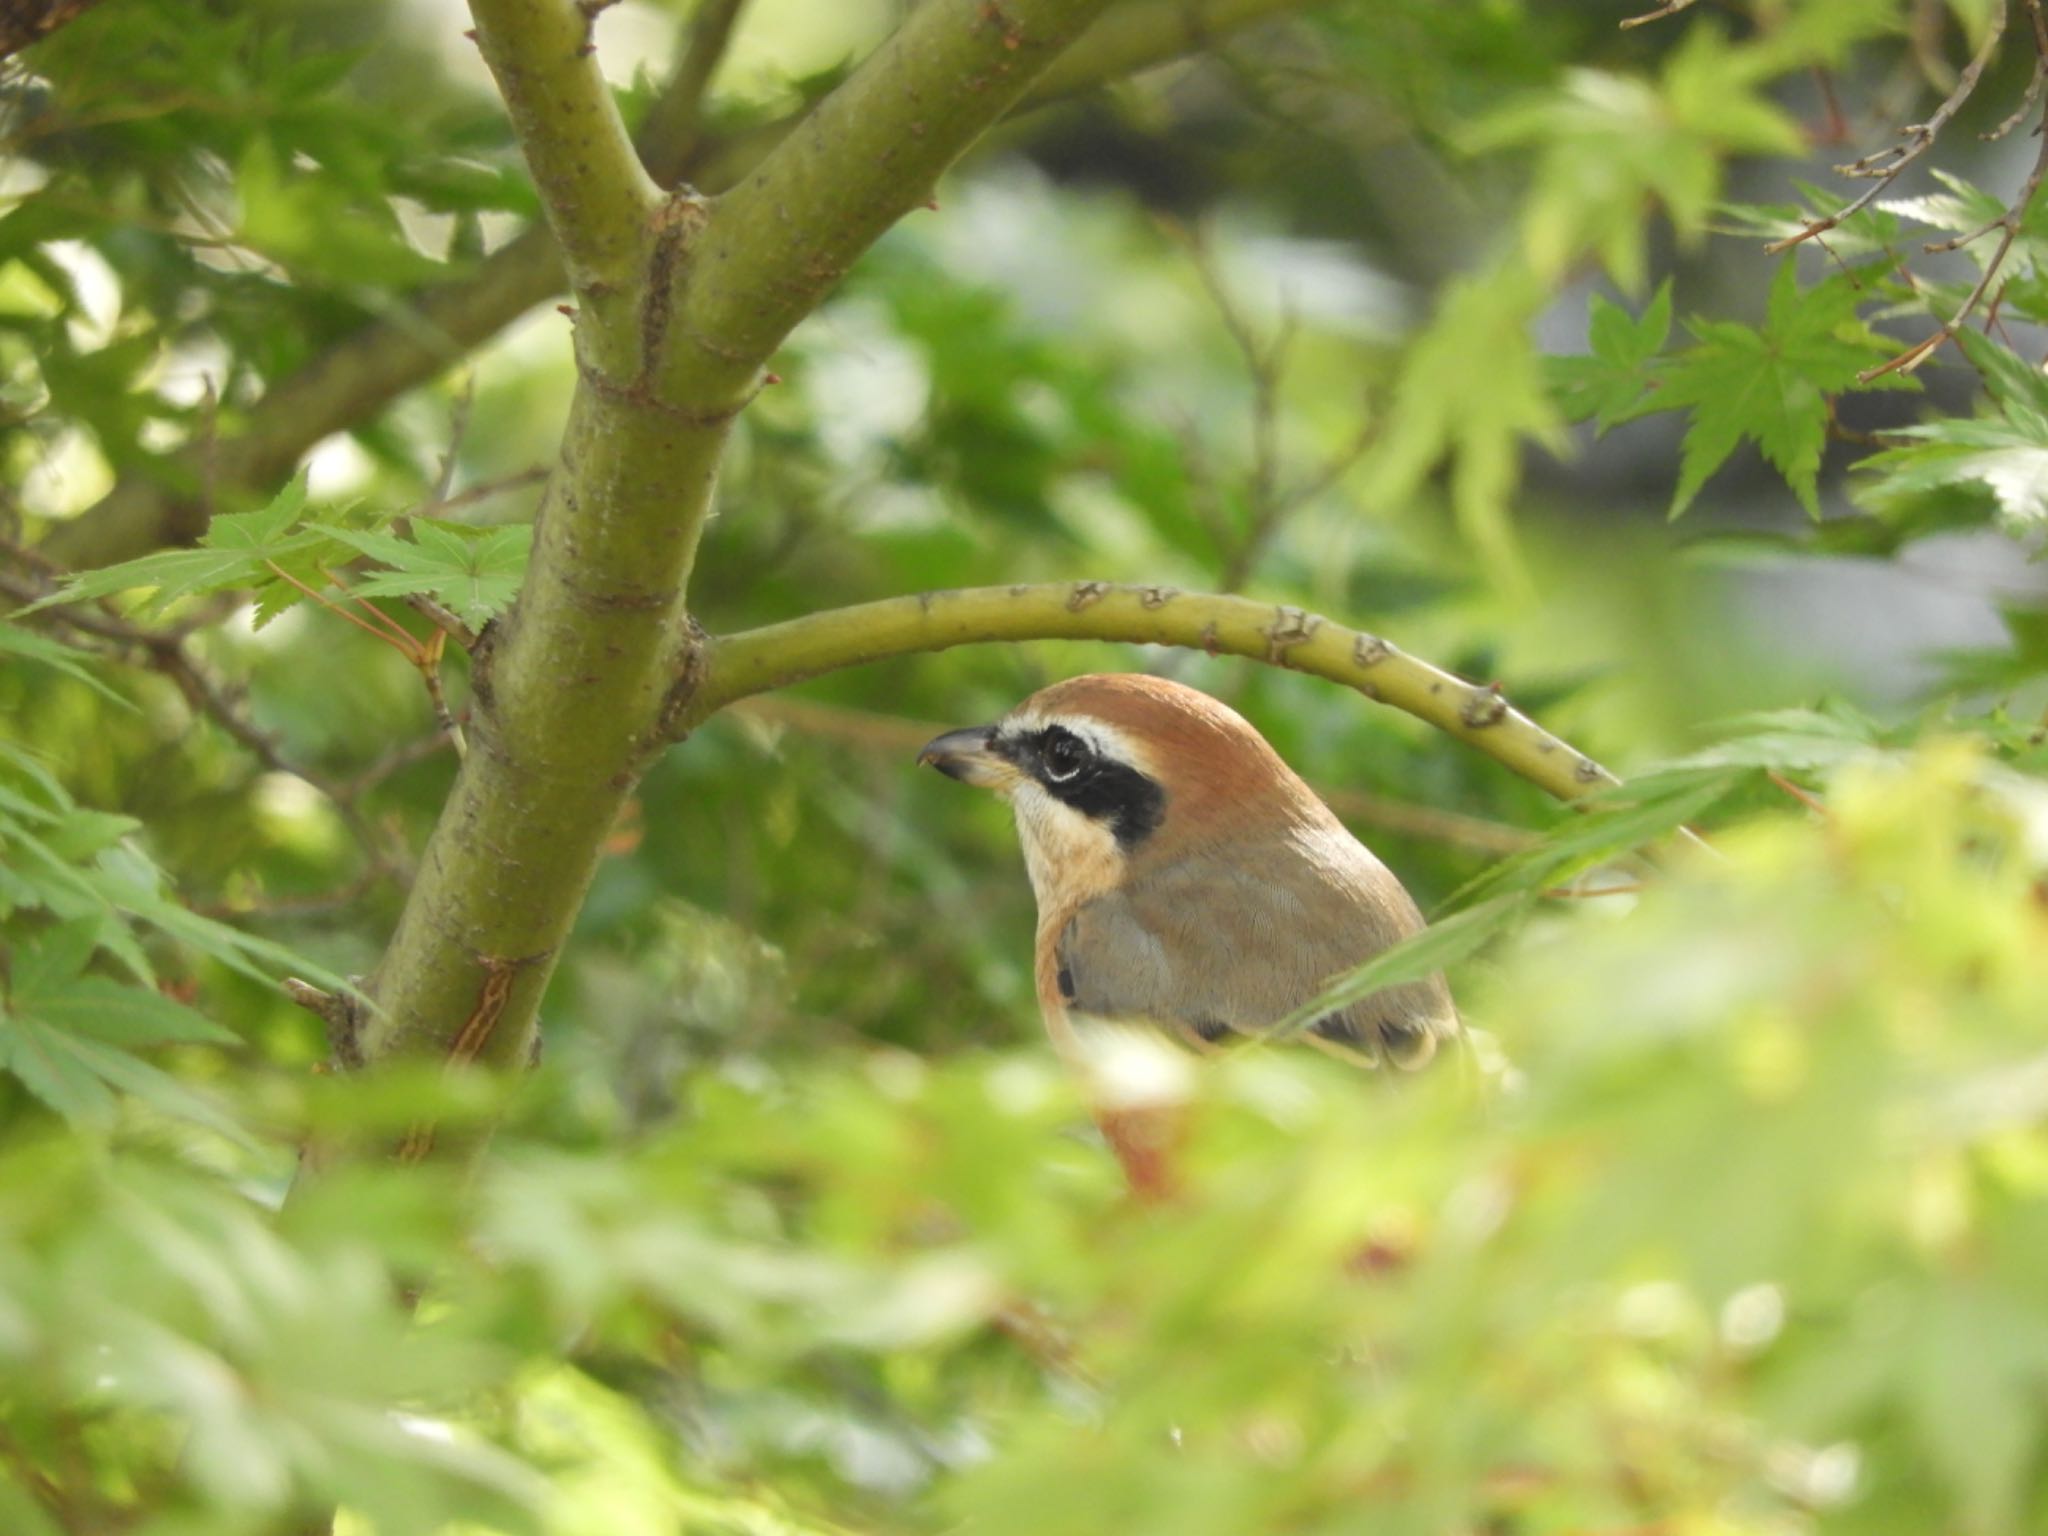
(917, 673, 1458, 1077)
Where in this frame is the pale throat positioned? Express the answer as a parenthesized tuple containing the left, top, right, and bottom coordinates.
(1009, 784, 1125, 916)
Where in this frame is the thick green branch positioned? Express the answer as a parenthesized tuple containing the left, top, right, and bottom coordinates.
(687, 583, 1618, 804)
(662, 0, 1113, 408)
(466, 0, 659, 293)
(1028, 0, 1312, 98)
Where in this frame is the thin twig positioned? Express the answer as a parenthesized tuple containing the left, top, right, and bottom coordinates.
(432, 374, 475, 508)
(1765, 2, 2009, 255)
(0, 557, 414, 902)
(637, 0, 751, 185)
(341, 727, 458, 798)
(1984, 0, 2048, 142)
(408, 464, 549, 521)
(403, 593, 480, 650)
(1619, 0, 1702, 30)
(417, 629, 467, 761)
(1767, 770, 1829, 816)
(1173, 221, 1376, 590)
(1862, 104, 2048, 381)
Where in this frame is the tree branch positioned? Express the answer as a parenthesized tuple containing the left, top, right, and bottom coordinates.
(636, 0, 749, 178)
(660, 0, 1128, 407)
(40, 0, 1328, 570)
(465, 0, 659, 293)
(684, 583, 1619, 804)
(1027, 0, 1309, 98)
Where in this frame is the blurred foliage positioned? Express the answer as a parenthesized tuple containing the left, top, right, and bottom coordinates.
(3, 1, 2048, 1534)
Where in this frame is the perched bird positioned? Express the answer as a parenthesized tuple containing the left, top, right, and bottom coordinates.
(918, 673, 1457, 1073)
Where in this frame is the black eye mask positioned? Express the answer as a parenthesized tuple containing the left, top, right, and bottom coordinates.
(998, 724, 1167, 851)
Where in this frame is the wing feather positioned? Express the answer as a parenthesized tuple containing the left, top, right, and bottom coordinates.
(1055, 826, 1456, 1067)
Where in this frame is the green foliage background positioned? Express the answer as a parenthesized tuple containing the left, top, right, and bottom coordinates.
(3, 1, 2047, 1532)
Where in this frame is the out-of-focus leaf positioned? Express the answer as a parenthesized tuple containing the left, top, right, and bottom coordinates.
(1860, 332, 2048, 530)
(0, 620, 135, 708)
(1265, 892, 1535, 1040)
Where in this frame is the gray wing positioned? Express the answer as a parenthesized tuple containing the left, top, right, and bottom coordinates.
(1055, 829, 1457, 1068)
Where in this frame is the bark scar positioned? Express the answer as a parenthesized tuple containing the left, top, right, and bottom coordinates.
(396, 950, 549, 1163)
(657, 615, 712, 741)
(1460, 682, 1508, 729)
(1264, 605, 1320, 665)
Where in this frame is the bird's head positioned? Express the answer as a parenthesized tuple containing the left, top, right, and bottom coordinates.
(918, 673, 1330, 911)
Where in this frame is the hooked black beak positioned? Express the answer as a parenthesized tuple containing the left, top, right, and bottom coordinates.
(917, 725, 1004, 785)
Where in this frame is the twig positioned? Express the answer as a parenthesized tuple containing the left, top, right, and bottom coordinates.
(407, 464, 549, 522)
(417, 629, 467, 761)
(1767, 770, 1829, 816)
(1619, 0, 1702, 30)
(1172, 222, 1376, 589)
(635, 0, 750, 185)
(431, 374, 474, 508)
(340, 727, 459, 798)
(1765, 1, 2009, 255)
(43, 0, 1323, 569)
(0, 556, 414, 902)
(1861, 103, 2048, 381)
(1984, 0, 2048, 142)
(403, 593, 479, 650)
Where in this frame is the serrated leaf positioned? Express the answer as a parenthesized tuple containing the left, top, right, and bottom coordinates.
(27, 977, 238, 1047)
(93, 858, 355, 996)
(1368, 265, 1564, 591)
(324, 517, 530, 627)
(1551, 282, 1672, 430)
(0, 1014, 119, 1123)
(1451, 774, 1734, 910)
(1859, 335, 2048, 529)
(18, 472, 332, 619)
(38, 807, 143, 861)
(8, 916, 99, 996)
(0, 620, 136, 708)
(1634, 262, 1914, 518)
(1653, 705, 1883, 775)
(1465, 30, 1800, 290)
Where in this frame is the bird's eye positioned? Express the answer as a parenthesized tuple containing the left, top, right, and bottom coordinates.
(1041, 729, 1089, 782)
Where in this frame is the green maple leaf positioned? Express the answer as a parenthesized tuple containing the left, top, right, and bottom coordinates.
(1634, 262, 1914, 518)
(20, 472, 342, 623)
(1859, 331, 2048, 529)
(0, 918, 242, 1135)
(321, 517, 532, 628)
(1551, 281, 1672, 431)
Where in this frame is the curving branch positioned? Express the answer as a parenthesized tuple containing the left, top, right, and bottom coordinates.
(684, 583, 1618, 804)
(40, 0, 1329, 570)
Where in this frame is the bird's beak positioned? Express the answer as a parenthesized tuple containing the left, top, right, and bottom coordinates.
(917, 725, 1011, 789)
